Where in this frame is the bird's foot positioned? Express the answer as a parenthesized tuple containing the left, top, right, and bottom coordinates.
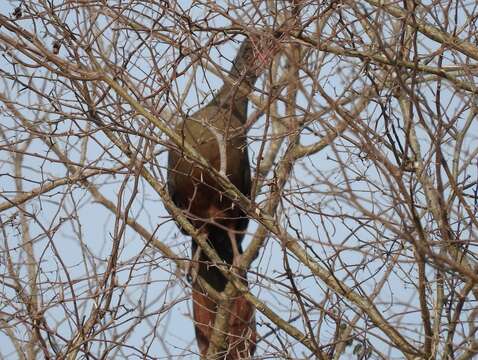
(186, 264, 199, 284)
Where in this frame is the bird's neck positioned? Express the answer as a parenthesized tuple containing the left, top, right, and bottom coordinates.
(211, 81, 252, 121)
(207, 37, 261, 123)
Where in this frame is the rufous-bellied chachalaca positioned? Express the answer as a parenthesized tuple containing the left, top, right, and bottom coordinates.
(167, 32, 280, 358)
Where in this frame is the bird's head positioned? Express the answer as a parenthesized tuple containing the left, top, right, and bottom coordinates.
(230, 30, 285, 85)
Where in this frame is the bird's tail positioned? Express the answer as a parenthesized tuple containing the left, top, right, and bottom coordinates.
(192, 226, 256, 359)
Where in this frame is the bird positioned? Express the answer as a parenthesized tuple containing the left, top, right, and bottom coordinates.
(167, 31, 280, 358)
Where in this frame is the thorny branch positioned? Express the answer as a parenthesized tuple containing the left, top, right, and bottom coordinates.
(1, 1, 478, 359)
